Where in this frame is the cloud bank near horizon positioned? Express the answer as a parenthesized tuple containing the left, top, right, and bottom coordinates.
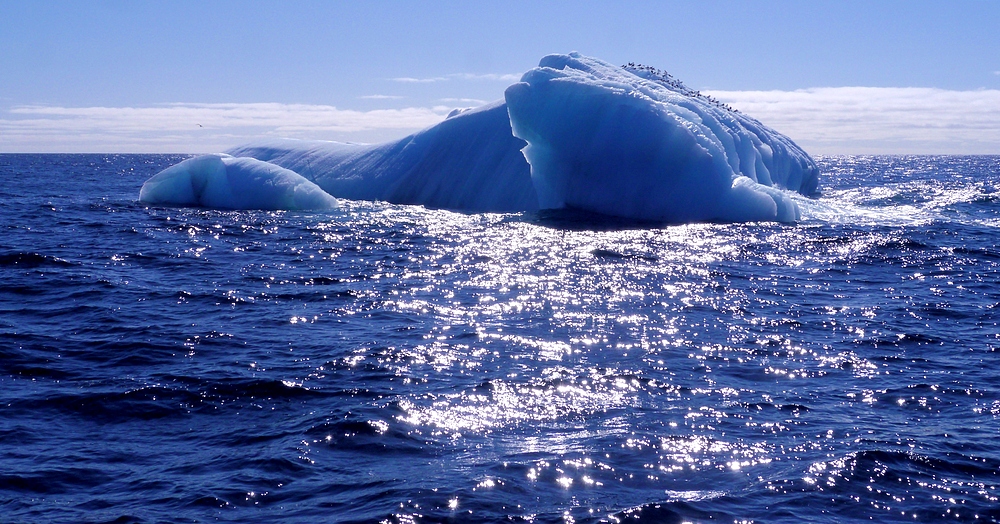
(0, 103, 452, 153)
(2, 87, 999, 154)
(391, 73, 523, 84)
(708, 86, 1000, 155)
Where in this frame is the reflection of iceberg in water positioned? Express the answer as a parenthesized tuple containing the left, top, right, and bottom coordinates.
(141, 53, 819, 223)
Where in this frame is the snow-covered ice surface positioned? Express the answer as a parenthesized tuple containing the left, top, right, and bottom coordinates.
(138, 154, 338, 211)
(143, 53, 819, 223)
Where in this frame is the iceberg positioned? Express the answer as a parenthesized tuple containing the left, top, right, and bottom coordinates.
(138, 154, 338, 211)
(506, 53, 817, 223)
(142, 53, 819, 223)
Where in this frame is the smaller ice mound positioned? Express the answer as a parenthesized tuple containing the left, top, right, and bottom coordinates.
(505, 53, 818, 223)
(138, 154, 338, 211)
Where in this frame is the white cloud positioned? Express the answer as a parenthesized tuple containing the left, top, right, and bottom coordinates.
(707, 87, 1000, 154)
(391, 76, 448, 83)
(451, 73, 522, 82)
(0, 102, 449, 153)
(359, 94, 405, 100)
(391, 72, 520, 83)
(438, 97, 489, 106)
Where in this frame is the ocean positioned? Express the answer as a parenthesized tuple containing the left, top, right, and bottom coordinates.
(1, 154, 998, 523)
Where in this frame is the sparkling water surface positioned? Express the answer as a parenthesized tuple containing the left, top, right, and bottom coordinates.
(1, 154, 999, 523)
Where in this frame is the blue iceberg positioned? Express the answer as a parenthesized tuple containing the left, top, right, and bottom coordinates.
(142, 53, 818, 222)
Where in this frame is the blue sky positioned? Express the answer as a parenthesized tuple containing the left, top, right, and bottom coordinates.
(2, 0, 999, 153)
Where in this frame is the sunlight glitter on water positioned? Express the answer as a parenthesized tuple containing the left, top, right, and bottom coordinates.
(3, 154, 1000, 523)
(396, 370, 641, 435)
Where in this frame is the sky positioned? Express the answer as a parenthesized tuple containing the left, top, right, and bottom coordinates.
(1, 0, 999, 154)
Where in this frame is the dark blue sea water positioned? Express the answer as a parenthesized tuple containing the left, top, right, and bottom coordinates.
(1, 154, 999, 523)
